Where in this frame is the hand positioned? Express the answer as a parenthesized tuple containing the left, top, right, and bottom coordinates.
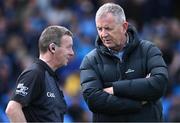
(103, 87, 114, 95)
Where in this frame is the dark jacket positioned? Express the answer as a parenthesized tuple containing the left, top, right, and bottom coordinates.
(80, 25, 168, 122)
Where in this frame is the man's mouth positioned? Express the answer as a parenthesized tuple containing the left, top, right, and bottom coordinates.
(104, 40, 111, 43)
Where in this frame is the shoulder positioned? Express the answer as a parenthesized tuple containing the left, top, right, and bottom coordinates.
(23, 62, 44, 75)
(140, 40, 154, 48)
(86, 49, 98, 58)
(82, 49, 98, 62)
(140, 40, 162, 55)
(17, 62, 44, 83)
(80, 49, 98, 69)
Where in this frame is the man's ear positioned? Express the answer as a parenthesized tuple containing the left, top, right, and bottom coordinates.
(122, 21, 128, 34)
(49, 43, 56, 53)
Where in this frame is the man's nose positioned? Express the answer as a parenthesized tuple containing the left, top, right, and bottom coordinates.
(68, 49, 74, 60)
(101, 29, 108, 37)
(70, 49, 74, 56)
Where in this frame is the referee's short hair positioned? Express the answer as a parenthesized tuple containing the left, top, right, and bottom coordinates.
(38, 25, 73, 53)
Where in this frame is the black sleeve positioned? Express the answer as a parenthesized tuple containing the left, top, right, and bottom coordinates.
(11, 69, 43, 107)
(113, 45, 168, 101)
(80, 56, 142, 115)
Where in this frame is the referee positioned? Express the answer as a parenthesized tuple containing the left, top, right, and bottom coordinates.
(5, 25, 74, 122)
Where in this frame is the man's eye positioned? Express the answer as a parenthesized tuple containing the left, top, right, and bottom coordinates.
(97, 28, 102, 31)
(105, 27, 111, 30)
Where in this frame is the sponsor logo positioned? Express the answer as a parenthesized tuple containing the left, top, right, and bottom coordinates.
(16, 83, 29, 96)
(125, 69, 135, 74)
(47, 92, 55, 98)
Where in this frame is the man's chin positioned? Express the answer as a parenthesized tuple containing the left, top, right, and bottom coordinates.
(105, 45, 119, 50)
(105, 43, 113, 47)
(64, 61, 68, 66)
(106, 45, 114, 49)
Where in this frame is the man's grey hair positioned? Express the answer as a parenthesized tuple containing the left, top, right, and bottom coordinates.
(38, 25, 73, 53)
(95, 3, 126, 24)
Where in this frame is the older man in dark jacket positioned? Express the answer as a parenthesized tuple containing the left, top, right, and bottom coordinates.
(80, 3, 168, 122)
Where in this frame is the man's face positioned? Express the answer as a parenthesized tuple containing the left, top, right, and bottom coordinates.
(96, 13, 128, 51)
(55, 35, 74, 67)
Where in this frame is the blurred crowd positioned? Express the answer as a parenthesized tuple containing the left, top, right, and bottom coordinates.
(0, 0, 180, 122)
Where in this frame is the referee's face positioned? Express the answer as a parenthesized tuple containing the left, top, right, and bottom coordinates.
(54, 35, 74, 67)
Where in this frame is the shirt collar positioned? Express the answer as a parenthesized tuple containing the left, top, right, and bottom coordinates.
(35, 59, 59, 80)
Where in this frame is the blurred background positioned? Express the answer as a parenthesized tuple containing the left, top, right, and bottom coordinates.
(0, 0, 180, 122)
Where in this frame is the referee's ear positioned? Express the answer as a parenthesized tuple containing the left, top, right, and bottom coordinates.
(48, 43, 56, 54)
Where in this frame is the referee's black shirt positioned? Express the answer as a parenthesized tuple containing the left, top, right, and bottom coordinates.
(11, 59, 67, 122)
